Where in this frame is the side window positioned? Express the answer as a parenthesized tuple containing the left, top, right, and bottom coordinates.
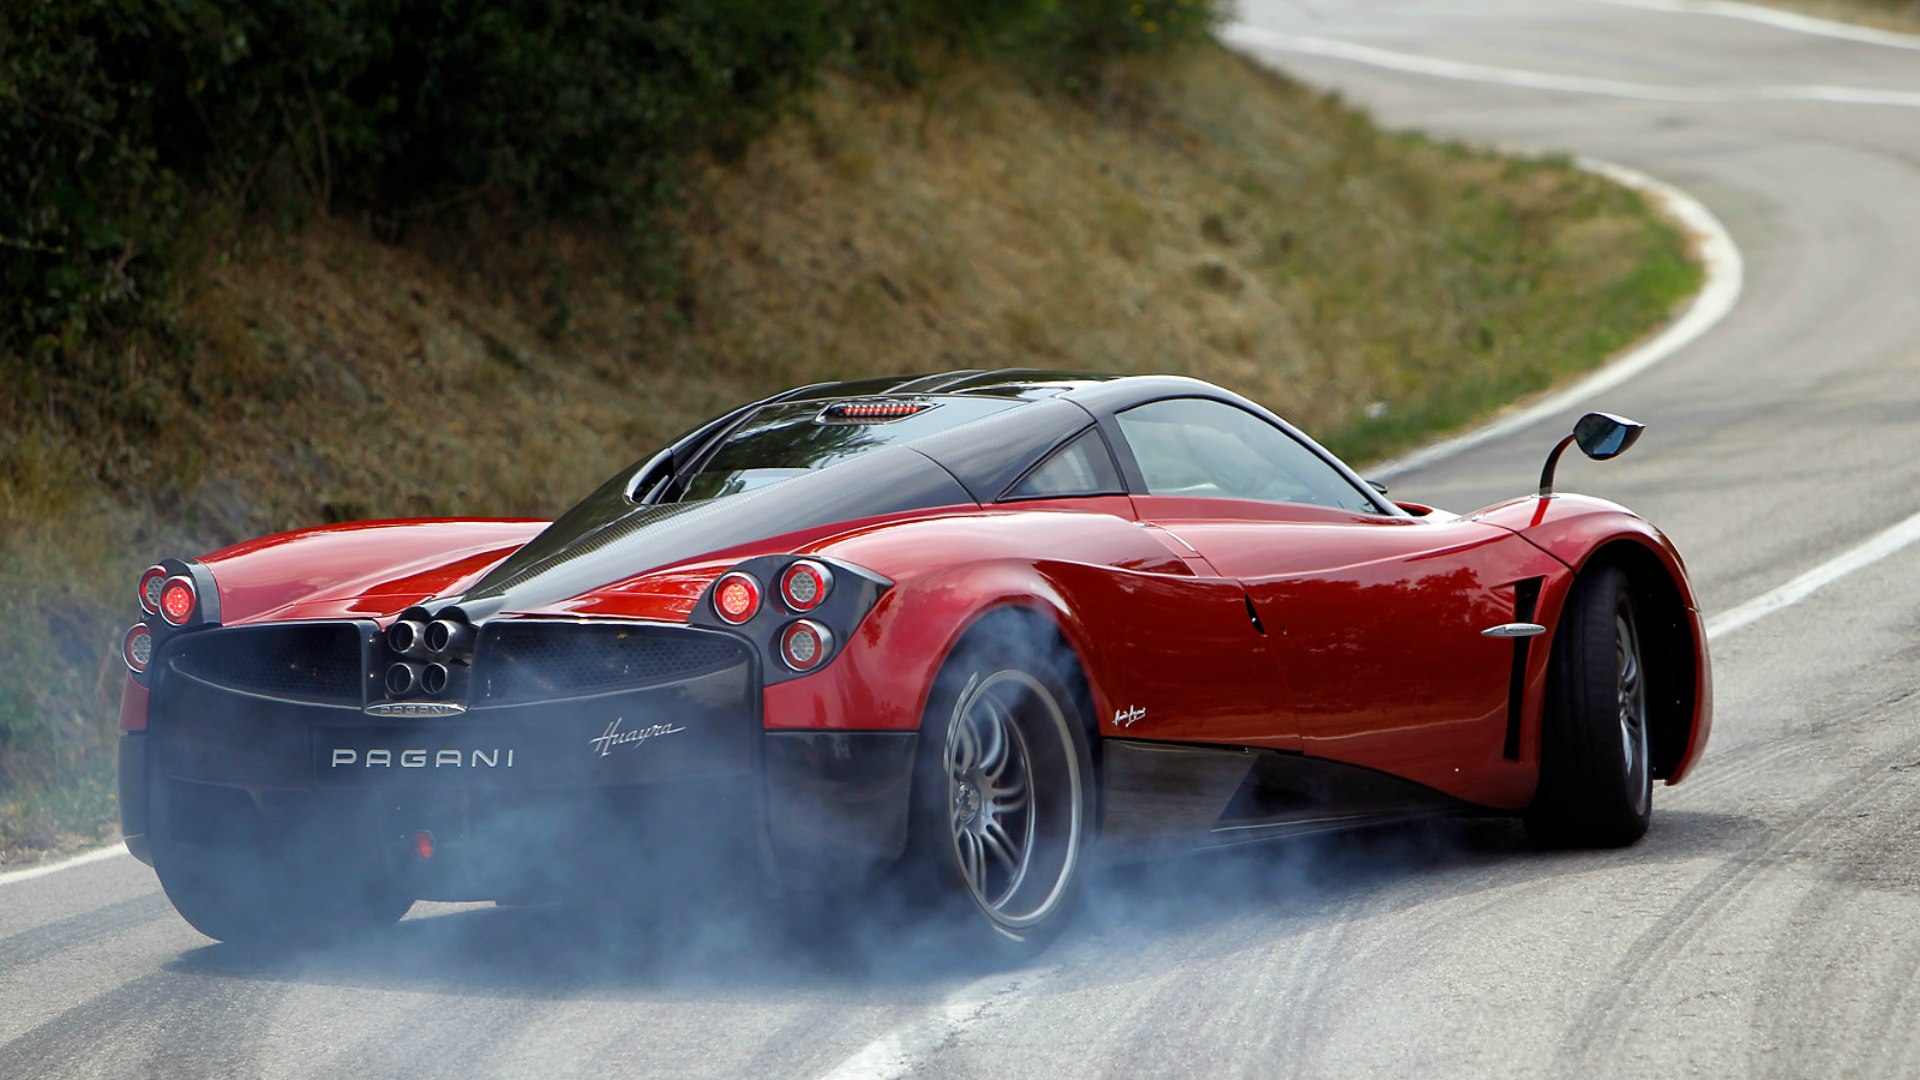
(1114, 398, 1381, 513)
(1003, 428, 1125, 501)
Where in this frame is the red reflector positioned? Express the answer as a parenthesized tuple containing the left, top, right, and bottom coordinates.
(137, 566, 168, 615)
(779, 560, 832, 612)
(122, 624, 154, 674)
(159, 577, 197, 626)
(412, 830, 436, 860)
(780, 619, 834, 673)
(714, 572, 762, 625)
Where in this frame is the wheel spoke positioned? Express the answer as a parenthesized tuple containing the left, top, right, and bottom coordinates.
(982, 820, 1022, 876)
(949, 714, 979, 778)
(976, 699, 1011, 781)
(956, 829, 985, 893)
(1615, 614, 1646, 776)
(987, 772, 1028, 816)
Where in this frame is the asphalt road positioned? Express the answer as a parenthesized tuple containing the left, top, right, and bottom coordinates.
(7, 1, 1920, 1076)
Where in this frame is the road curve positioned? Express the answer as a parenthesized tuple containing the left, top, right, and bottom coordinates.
(8, 2, 1920, 1076)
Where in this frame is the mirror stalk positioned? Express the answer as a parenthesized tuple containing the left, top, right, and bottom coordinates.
(1538, 435, 1577, 497)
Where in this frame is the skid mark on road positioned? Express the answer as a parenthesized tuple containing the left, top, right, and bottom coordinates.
(0, 968, 289, 1080)
(816, 965, 1057, 1080)
(1755, 874, 1920, 1078)
(1550, 726, 1920, 1073)
(0, 894, 170, 974)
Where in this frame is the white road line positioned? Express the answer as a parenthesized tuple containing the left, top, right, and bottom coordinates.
(817, 965, 1057, 1080)
(1592, 0, 1920, 51)
(1219, 26, 1920, 108)
(0, 843, 127, 888)
(1706, 509, 1920, 640)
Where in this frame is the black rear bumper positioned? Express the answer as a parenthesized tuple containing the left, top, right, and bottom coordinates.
(124, 621, 919, 898)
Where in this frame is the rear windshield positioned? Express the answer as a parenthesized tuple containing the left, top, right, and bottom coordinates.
(676, 398, 1018, 501)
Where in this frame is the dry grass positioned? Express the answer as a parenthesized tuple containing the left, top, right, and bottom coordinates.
(1752, 0, 1920, 29)
(0, 44, 1698, 861)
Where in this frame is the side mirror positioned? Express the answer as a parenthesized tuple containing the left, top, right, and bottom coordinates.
(1539, 412, 1644, 496)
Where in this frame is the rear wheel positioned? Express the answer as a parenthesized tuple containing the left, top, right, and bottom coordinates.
(1527, 566, 1652, 848)
(910, 626, 1095, 953)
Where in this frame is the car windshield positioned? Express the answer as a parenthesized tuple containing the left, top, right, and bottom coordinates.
(676, 397, 1020, 501)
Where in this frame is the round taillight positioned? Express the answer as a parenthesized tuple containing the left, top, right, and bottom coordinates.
(779, 620, 834, 673)
(122, 624, 154, 674)
(137, 566, 168, 615)
(158, 576, 197, 626)
(412, 830, 436, 861)
(714, 572, 762, 625)
(779, 560, 833, 612)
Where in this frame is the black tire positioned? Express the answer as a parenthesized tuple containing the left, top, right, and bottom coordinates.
(1527, 565, 1653, 848)
(907, 622, 1097, 954)
(150, 780, 411, 947)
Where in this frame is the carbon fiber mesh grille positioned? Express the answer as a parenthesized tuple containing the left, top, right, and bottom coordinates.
(477, 623, 748, 704)
(167, 623, 365, 703)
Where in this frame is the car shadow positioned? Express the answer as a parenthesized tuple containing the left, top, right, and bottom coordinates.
(163, 808, 1762, 1001)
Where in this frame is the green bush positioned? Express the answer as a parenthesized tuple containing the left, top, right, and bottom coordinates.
(0, 0, 1220, 365)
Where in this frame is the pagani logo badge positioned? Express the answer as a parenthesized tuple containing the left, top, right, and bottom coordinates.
(331, 748, 513, 769)
(365, 702, 467, 718)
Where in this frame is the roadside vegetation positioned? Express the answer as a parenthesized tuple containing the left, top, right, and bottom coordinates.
(0, 2, 1699, 861)
(1759, 0, 1920, 29)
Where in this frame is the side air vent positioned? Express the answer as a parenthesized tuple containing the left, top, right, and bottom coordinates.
(476, 622, 750, 704)
(1504, 578, 1545, 760)
(168, 623, 366, 704)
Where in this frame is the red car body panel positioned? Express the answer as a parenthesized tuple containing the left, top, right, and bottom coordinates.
(1128, 496, 1570, 808)
(1472, 494, 1714, 785)
(198, 519, 546, 625)
(771, 497, 1285, 749)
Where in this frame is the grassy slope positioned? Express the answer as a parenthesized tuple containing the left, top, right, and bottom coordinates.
(1757, 0, 1920, 29)
(0, 44, 1700, 861)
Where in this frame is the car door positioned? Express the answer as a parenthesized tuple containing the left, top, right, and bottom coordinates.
(1108, 397, 1564, 803)
(995, 425, 1293, 751)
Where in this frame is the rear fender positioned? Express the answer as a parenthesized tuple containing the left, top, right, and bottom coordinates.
(760, 560, 1106, 734)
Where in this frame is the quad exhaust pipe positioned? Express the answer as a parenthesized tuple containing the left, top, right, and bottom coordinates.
(388, 620, 430, 658)
(386, 616, 470, 698)
(386, 662, 422, 696)
(385, 661, 453, 697)
(426, 619, 473, 657)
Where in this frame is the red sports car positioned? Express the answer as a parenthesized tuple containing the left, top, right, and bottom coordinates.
(116, 371, 1711, 949)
